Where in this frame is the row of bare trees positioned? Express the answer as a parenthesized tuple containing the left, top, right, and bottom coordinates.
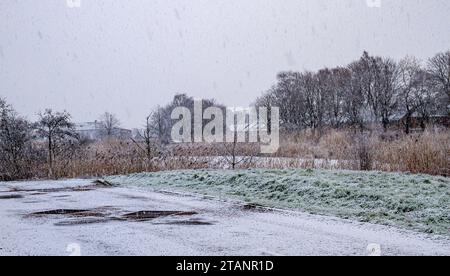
(0, 102, 83, 180)
(0, 98, 32, 179)
(256, 51, 449, 134)
(0, 100, 126, 180)
(136, 94, 257, 169)
(138, 94, 219, 145)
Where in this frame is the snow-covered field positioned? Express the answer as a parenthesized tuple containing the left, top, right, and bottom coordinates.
(1, 176, 449, 256)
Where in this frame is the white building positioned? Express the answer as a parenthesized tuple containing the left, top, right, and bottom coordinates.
(74, 121, 132, 140)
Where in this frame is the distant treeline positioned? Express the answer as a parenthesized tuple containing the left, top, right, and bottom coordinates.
(255, 51, 450, 134)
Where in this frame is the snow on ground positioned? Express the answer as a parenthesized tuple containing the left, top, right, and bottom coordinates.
(1, 178, 449, 256)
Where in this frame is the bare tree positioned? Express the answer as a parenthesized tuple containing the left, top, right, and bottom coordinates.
(303, 71, 327, 137)
(377, 58, 400, 131)
(346, 61, 368, 132)
(0, 98, 31, 180)
(263, 72, 304, 131)
(413, 71, 437, 130)
(327, 67, 351, 128)
(222, 129, 254, 170)
(99, 112, 120, 137)
(35, 109, 78, 178)
(149, 106, 171, 144)
(263, 71, 328, 135)
(148, 95, 221, 144)
(397, 57, 428, 134)
(132, 114, 155, 160)
(427, 51, 450, 112)
(255, 92, 275, 131)
(142, 114, 153, 159)
(359, 52, 380, 123)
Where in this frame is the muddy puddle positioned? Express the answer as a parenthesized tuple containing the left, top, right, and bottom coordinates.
(27, 208, 213, 227)
(54, 218, 114, 226)
(122, 211, 198, 221)
(31, 209, 105, 217)
(155, 218, 214, 226)
(0, 194, 24, 199)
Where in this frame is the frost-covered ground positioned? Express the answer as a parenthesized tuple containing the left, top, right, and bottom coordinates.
(105, 169, 450, 236)
(1, 174, 449, 256)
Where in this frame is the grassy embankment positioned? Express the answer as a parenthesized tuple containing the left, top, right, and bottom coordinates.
(105, 169, 450, 236)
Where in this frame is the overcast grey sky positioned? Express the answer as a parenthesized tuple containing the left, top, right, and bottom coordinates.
(1, 0, 449, 128)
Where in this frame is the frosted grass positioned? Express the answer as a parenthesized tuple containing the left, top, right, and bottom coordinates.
(105, 169, 450, 236)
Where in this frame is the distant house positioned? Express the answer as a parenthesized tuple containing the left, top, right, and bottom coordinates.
(74, 121, 103, 140)
(389, 112, 450, 130)
(75, 121, 132, 140)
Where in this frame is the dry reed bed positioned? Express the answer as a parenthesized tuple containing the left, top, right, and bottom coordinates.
(5, 130, 448, 180)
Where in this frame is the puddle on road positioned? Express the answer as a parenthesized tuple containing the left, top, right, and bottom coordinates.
(122, 211, 198, 221)
(52, 195, 71, 198)
(157, 218, 214, 226)
(19, 181, 215, 227)
(31, 209, 105, 217)
(29, 208, 119, 226)
(120, 194, 150, 200)
(0, 194, 24, 199)
(54, 218, 113, 226)
(27, 208, 213, 227)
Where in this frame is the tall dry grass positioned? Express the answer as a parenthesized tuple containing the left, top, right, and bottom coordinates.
(276, 129, 449, 176)
(372, 131, 450, 176)
(45, 139, 213, 179)
(47, 130, 450, 178)
(4, 129, 448, 181)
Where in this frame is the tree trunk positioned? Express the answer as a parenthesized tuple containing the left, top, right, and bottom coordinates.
(382, 118, 389, 132)
(145, 137, 151, 160)
(404, 115, 411, 135)
(311, 126, 316, 140)
(231, 131, 237, 170)
(48, 135, 53, 178)
(359, 121, 364, 133)
(420, 119, 426, 131)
